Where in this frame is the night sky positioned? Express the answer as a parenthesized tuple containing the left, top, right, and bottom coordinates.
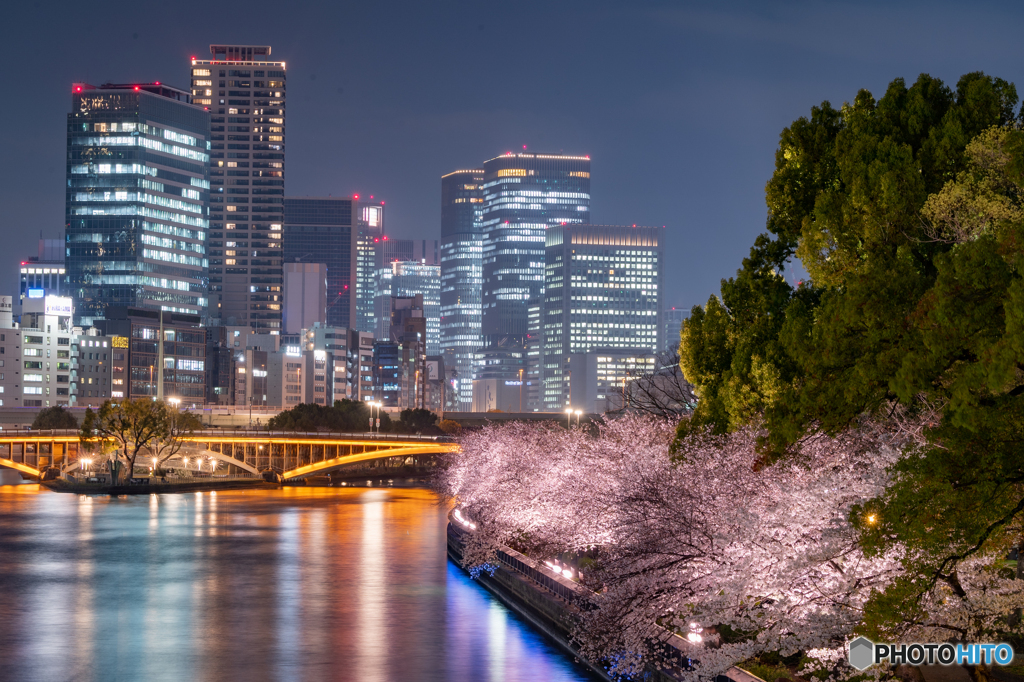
(2, 0, 1021, 313)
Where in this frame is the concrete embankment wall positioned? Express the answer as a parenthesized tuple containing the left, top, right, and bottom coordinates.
(446, 522, 612, 681)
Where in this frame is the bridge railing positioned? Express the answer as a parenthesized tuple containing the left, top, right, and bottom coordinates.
(0, 428, 453, 443)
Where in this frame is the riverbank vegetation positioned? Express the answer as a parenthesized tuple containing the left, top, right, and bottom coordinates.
(437, 71, 1024, 681)
(267, 401, 443, 435)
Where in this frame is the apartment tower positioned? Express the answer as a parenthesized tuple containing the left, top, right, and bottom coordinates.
(190, 45, 285, 332)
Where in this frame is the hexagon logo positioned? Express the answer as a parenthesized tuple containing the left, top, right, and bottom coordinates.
(848, 637, 875, 671)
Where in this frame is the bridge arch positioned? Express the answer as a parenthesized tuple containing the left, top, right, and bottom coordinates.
(160, 448, 261, 475)
(282, 443, 459, 480)
(62, 448, 261, 475)
(0, 458, 40, 479)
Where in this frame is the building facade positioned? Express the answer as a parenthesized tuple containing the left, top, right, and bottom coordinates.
(191, 45, 285, 331)
(96, 308, 207, 405)
(20, 239, 66, 304)
(72, 331, 120, 408)
(439, 169, 484, 410)
(355, 200, 384, 334)
(390, 261, 440, 356)
(568, 348, 657, 414)
(0, 297, 21, 408)
(283, 262, 327, 333)
(283, 197, 356, 328)
(19, 296, 75, 408)
(66, 82, 211, 326)
(543, 224, 664, 410)
(664, 306, 686, 354)
(373, 237, 439, 341)
(477, 152, 591, 390)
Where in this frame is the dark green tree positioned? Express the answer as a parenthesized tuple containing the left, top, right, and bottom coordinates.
(31, 405, 78, 430)
(398, 408, 438, 433)
(267, 399, 389, 432)
(677, 72, 1024, 639)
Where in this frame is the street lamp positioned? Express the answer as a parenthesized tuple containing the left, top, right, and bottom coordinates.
(575, 409, 582, 426)
(168, 397, 180, 409)
(374, 401, 383, 433)
(518, 368, 524, 412)
(565, 407, 573, 429)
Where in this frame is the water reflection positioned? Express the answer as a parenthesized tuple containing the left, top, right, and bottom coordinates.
(0, 484, 597, 682)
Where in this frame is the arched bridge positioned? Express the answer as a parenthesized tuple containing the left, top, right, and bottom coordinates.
(0, 431, 459, 481)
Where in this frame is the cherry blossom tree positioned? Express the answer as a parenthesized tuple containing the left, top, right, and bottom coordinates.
(436, 414, 1024, 680)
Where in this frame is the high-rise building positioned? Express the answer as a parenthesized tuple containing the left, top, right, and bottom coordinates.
(542, 224, 664, 410)
(283, 262, 327, 333)
(477, 152, 591, 386)
(66, 82, 211, 327)
(664, 306, 686, 354)
(191, 45, 285, 332)
(439, 169, 484, 409)
(373, 237, 438, 340)
(373, 294, 428, 408)
(355, 199, 384, 333)
(20, 239, 66, 303)
(391, 261, 441, 355)
(283, 197, 356, 328)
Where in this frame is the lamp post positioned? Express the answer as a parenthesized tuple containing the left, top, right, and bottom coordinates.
(518, 368, 523, 412)
(565, 407, 573, 429)
(575, 409, 582, 426)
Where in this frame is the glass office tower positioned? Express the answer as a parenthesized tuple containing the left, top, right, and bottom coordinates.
(439, 169, 483, 409)
(477, 152, 590, 383)
(542, 224, 665, 410)
(391, 261, 441, 356)
(66, 82, 211, 326)
(191, 45, 285, 331)
(283, 197, 355, 328)
(373, 238, 439, 341)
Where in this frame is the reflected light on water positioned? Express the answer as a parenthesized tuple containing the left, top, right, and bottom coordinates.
(0, 485, 598, 682)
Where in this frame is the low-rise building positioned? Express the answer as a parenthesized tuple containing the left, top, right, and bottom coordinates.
(96, 308, 206, 407)
(0, 296, 21, 408)
(20, 295, 75, 408)
(72, 331, 116, 407)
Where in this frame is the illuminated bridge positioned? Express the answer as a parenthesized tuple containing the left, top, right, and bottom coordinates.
(0, 431, 458, 481)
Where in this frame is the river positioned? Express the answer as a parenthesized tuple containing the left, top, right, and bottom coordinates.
(0, 483, 599, 682)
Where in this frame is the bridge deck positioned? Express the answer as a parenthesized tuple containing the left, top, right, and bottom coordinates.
(0, 431, 457, 480)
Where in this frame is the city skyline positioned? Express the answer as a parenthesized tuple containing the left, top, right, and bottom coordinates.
(8, 1, 1015, 317)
